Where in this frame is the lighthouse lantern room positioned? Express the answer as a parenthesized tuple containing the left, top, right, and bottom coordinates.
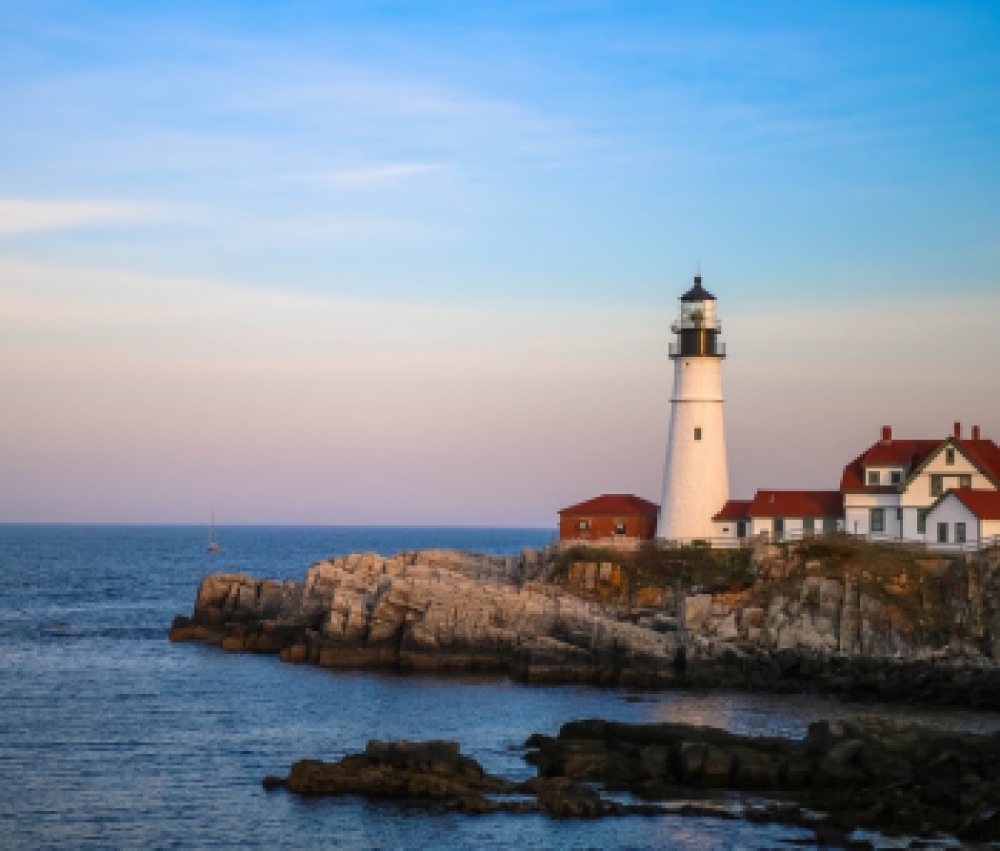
(657, 275, 730, 542)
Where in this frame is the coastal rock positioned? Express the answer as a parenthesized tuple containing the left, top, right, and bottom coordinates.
(268, 718, 1000, 842)
(171, 541, 1000, 706)
(171, 549, 682, 687)
(264, 739, 517, 815)
(523, 717, 1000, 841)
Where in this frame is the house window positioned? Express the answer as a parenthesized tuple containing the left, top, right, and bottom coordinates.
(890, 471, 902, 485)
(773, 517, 785, 538)
(736, 521, 747, 538)
(960, 475, 972, 489)
(945, 448, 955, 465)
(614, 520, 626, 535)
(578, 519, 590, 532)
(937, 522, 948, 544)
(930, 475, 943, 497)
(823, 517, 837, 534)
(956, 522, 967, 544)
(896, 508, 902, 522)
(694, 427, 702, 441)
(803, 517, 815, 536)
(870, 508, 885, 533)
(867, 470, 880, 486)
(917, 509, 928, 534)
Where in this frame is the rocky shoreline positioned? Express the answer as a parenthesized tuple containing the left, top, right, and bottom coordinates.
(263, 718, 1000, 845)
(170, 543, 1000, 707)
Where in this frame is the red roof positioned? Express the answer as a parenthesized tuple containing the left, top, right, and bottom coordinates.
(840, 434, 1000, 493)
(748, 490, 844, 518)
(947, 488, 1000, 520)
(958, 439, 1000, 485)
(712, 499, 751, 521)
(558, 493, 659, 516)
(840, 439, 939, 491)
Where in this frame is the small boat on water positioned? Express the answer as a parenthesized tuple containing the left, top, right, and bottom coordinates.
(207, 511, 222, 553)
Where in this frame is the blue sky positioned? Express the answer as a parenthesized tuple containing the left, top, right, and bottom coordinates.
(2, 1, 999, 523)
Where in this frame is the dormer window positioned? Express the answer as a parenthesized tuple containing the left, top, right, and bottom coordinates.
(945, 448, 955, 465)
(890, 471, 902, 485)
(867, 470, 880, 486)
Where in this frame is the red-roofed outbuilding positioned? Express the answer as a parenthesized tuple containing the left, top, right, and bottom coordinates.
(558, 494, 659, 544)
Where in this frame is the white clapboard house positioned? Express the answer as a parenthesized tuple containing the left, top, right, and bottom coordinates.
(712, 422, 1000, 550)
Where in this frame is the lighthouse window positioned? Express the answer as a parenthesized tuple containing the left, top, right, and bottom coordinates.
(693, 427, 702, 441)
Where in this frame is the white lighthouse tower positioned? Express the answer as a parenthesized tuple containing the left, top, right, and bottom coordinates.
(657, 275, 730, 542)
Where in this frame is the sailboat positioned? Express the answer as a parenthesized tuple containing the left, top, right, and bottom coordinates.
(207, 511, 222, 553)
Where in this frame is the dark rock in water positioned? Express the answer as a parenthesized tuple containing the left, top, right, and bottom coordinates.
(523, 776, 616, 818)
(268, 719, 1000, 841)
(266, 739, 665, 819)
(276, 739, 512, 804)
(522, 717, 1000, 842)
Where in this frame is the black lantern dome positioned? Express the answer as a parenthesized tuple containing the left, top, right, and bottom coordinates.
(680, 275, 716, 302)
(670, 275, 725, 359)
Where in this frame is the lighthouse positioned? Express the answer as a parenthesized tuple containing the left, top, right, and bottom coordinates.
(657, 275, 730, 542)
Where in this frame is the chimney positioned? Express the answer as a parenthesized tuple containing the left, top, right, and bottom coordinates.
(881, 425, 892, 443)
(953, 421, 962, 439)
(972, 424, 981, 440)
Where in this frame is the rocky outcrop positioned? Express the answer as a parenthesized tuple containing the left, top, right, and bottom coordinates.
(263, 739, 661, 818)
(170, 549, 683, 687)
(525, 717, 1000, 842)
(263, 740, 520, 814)
(266, 719, 1000, 843)
(674, 541, 1000, 706)
(171, 543, 1000, 705)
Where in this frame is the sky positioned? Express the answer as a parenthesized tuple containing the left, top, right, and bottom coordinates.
(1, 1, 999, 526)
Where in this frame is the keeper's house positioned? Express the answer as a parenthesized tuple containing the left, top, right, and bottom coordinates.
(841, 422, 1000, 547)
(558, 494, 659, 548)
(709, 421, 999, 550)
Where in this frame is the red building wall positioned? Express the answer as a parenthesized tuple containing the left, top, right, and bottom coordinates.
(558, 510, 658, 542)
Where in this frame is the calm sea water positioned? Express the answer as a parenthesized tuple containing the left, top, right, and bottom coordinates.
(2, 525, 998, 849)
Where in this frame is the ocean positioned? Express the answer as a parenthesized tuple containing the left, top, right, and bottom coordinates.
(2, 524, 997, 849)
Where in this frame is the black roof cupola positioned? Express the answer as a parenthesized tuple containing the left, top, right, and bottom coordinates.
(680, 274, 716, 302)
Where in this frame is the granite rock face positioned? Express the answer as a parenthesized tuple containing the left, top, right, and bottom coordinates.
(171, 543, 1000, 705)
(170, 549, 682, 687)
(670, 541, 1000, 706)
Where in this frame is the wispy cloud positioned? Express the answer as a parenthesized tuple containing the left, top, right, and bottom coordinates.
(0, 198, 173, 235)
(312, 162, 444, 188)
